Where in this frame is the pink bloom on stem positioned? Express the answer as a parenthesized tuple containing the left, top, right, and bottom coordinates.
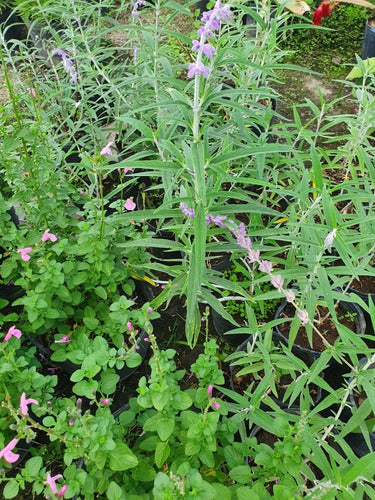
(54, 335, 71, 344)
(58, 485, 67, 497)
(208, 385, 213, 398)
(41, 229, 57, 243)
(297, 309, 309, 326)
(20, 392, 39, 415)
(285, 289, 295, 303)
(271, 274, 284, 292)
(4, 325, 22, 342)
(100, 399, 110, 404)
(213, 402, 220, 409)
(100, 141, 114, 157)
(124, 198, 136, 211)
(17, 247, 32, 261)
(0, 438, 19, 463)
(259, 260, 273, 274)
(123, 167, 134, 174)
(45, 473, 64, 496)
(247, 249, 260, 264)
(127, 321, 133, 332)
(27, 87, 36, 98)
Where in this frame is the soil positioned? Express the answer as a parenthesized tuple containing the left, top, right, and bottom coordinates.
(277, 303, 357, 352)
(350, 276, 375, 295)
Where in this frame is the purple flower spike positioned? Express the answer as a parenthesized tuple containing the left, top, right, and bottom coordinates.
(180, 202, 195, 219)
(187, 62, 210, 79)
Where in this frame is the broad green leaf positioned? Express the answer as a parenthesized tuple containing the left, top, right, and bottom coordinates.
(106, 481, 125, 500)
(109, 442, 138, 471)
(3, 480, 19, 499)
(155, 441, 170, 469)
(339, 451, 375, 486)
(229, 465, 252, 484)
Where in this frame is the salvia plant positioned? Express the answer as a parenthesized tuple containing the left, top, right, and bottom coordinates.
(1, 0, 375, 498)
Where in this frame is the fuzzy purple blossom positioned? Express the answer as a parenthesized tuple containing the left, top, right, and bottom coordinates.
(271, 274, 284, 292)
(187, 62, 210, 78)
(180, 202, 195, 219)
(259, 260, 273, 274)
(131, 0, 145, 17)
(297, 309, 309, 326)
(206, 214, 227, 226)
(53, 49, 77, 84)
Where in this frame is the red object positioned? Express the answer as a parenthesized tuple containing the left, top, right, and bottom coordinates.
(312, 1, 338, 25)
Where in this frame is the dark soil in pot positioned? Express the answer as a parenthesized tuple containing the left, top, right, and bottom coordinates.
(274, 300, 366, 364)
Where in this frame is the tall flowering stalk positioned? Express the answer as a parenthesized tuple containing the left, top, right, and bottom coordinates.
(188, 1, 232, 141)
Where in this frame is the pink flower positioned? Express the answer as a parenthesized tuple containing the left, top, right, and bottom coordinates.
(247, 249, 260, 264)
(124, 198, 136, 211)
(54, 335, 71, 343)
(100, 399, 110, 404)
(27, 87, 36, 98)
(100, 141, 114, 157)
(20, 392, 39, 415)
(4, 325, 22, 342)
(58, 485, 67, 497)
(0, 438, 19, 463)
(45, 473, 65, 496)
(208, 385, 213, 398)
(213, 402, 220, 409)
(297, 309, 309, 326)
(271, 274, 284, 292)
(259, 260, 273, 274)
(17, 247, 32, 261)
(41, 229, 57, 243)
(285, 289, 295, 303)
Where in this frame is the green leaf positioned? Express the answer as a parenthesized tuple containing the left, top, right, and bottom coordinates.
(109, 442, 138, 471)
(340, 451, 375, 486)
(70, 369, 85, 382)
(83, 317, 99, 330)
(132, 460, 156, 482)
(42, 416, 56, 427)
(229, 465, 252, 484)
(25, 456, 43, 476)
(125, 352, 142, 369)
(347, 58, 375, 79)
(106, 481, 125, 500)
(3, 480, 19, 499)
(95, 286, 107, 300)
(73, 380, 98, 398)
(155, 441, 170, 469)
(100, 371, 120, 394)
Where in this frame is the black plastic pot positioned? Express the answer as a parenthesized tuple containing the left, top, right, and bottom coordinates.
(211, 307, 252, 346)
(273, 298, 366, 366)
(362, 19, 375, 60)
(347, 280, 375, 338)
(0, 6, 26, 44)
(346, 357, 375, 457)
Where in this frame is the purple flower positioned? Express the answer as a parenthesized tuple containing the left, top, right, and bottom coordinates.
(180, 202, 195, 219)
(187, 62, 210, 79)
(20, 393, 39, 415)
(192, 39, 201, 51)
(202, 43, 216, 58)
(131, 0, 145, 17)
(53, 49, 77, 84)
(206, 214, 226, 227)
